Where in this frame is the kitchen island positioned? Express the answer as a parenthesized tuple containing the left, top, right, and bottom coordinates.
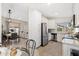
(62, 38, 79, 56)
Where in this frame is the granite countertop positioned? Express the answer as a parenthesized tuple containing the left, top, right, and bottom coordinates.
(62, 38, 79, 47)
(49, 31, 68, 34)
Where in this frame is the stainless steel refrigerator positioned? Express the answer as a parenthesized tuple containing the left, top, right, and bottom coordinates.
(41, 23, 48, 46)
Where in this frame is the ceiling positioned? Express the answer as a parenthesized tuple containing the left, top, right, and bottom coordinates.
(2, 3, 73, 20)
(13, 3, 73, 17)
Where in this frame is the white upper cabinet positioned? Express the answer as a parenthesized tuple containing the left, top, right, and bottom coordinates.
(48, 20, 56, 29)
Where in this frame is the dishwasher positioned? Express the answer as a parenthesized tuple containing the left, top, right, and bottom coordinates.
(51, 33, 57, 42)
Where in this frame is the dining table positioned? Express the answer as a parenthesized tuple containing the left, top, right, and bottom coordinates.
(0, 47, 29, 56)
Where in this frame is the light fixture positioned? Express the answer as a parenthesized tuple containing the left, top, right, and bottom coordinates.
(47, 2, 52, 5)
(8, 9, 12, 22)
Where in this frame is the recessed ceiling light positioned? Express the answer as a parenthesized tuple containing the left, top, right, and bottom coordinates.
(47, 2, 52, 5)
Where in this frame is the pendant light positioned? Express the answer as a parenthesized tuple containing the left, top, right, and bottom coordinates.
(8, 9, 12, 22)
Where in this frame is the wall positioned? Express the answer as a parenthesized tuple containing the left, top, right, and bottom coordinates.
(1, 3, 27, 22)
(28, 9, 41, 47)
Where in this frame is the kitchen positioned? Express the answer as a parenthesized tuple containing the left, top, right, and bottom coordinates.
(0, 3, 79, 56)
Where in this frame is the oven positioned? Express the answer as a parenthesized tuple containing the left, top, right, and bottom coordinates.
(70, 49, 79, 56)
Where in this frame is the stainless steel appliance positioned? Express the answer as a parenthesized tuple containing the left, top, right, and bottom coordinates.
(71, 49, 79, 56)
(41, 23, 48, 46)
(51, 33, 57, 42)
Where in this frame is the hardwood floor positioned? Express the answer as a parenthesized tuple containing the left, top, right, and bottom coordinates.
(8, 39, 62, 56)
(7, 38, 27, 48)
(36, 41, 62, 56)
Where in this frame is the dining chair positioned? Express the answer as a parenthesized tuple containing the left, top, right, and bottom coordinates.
(9, 33, 18, 45)
(2, 34, 8, 46)
(21, 39, 36, 56)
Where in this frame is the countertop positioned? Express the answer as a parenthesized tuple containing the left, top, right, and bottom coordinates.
(48, 29, 68, 34)
(49, 31, 68, 34)
(62, 38, 79, 47)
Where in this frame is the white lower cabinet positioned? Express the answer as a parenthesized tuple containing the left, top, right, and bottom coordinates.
(62, 44, 71, 56)
(57, 33, 65, 42)
(62, 43, 79, 56)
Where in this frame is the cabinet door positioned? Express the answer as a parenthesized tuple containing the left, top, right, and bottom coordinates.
(48, 20, 56, 29)
(62, 44, 70, 56)
(57, 33, 65, 42)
